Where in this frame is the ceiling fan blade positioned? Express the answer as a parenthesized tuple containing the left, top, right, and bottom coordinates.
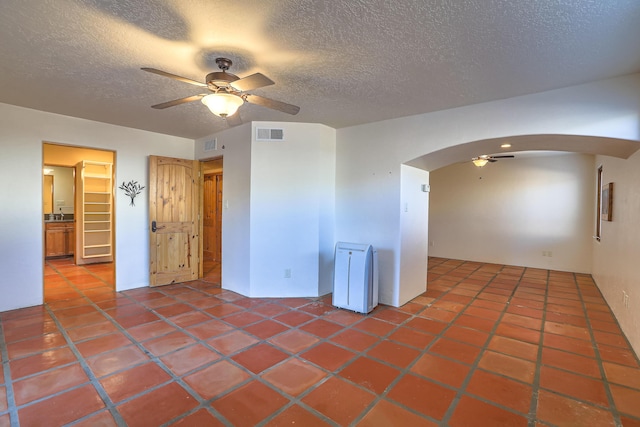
(491, 155, 515, 159)
(151, 94, 206, 109)
(488, 158, 498, 162)
(141, 68, 207, 87)
(224, 113, 243, 127)
(230, 73, 274, 92)
(245, 94, 300, 115)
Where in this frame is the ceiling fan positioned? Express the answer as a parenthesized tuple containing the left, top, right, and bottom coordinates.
(142, 57, 300, 119)
(471, 154, 515, 167)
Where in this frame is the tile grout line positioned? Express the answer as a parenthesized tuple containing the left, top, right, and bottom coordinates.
(46, 261, 235, 426)
(191, 292, 381, 426)
(107, 286, 341, 426)
(43, 304, 128, 426)
(191, 270, 449, 426)
(524, 273, 640, 423)
(412, 262, 519, 418)
(164, 292, 346, 425)
(45, 264, 360, 426)
(150, 298, 309, 427)
(78, 284, 239, 425)
(415, 262, 499, 426)
(124, 281, 378, 426)
(526, 267, 550, 427)
(341, 261, 523, 425)
(346, 260, 481, 425)
(229, 297, 389, 427)
(43, 261, 131, 425)
(531, 274, 640, 419)
(0, 316, 20, 427)
(439, 263, 529, 426)
(29, 258, 640, 426)
(52, 260, 546, 426)
(574, 274, 623, 427)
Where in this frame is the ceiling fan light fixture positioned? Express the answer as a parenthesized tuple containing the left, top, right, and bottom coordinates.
(201, 93, 244, 117)
(472, 158, 489, 167)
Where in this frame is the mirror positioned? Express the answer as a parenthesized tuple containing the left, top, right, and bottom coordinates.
(43, 165, 74, 218)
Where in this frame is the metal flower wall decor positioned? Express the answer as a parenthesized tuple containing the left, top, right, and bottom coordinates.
(119, 180, 145, 206)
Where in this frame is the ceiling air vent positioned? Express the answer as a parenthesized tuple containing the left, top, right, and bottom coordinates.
(204, 138, 217, 151)
(256, 128, 284, 142)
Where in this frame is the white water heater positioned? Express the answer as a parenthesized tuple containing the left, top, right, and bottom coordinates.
(332, 242, 379, 314)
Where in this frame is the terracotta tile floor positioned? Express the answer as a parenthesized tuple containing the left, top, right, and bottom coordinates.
(1, 257, 640, 426)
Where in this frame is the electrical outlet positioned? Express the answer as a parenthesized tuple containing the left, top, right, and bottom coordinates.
(284, 268, 292, 279)
(429, 241, 434, 247)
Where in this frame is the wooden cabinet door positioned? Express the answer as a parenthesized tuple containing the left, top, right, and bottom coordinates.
(66, 225, 75, 255)
(45, 223, 75, 257)
(45, 227, 65, 257)
(149, 156, 199, 286)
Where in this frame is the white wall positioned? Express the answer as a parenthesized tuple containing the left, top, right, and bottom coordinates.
(196, 123, 253, 296)
(249, 123, 336, 297)
(0, 103, 193, 312)
(3, 69, 640, 351)
(429, 153, 595, 273)
(195, 121, 336, 298)
(336, 73, 640, 307)
(399, 165, 430, 305)
(335, 138, 402, 306)
(592, 150, 640, 355)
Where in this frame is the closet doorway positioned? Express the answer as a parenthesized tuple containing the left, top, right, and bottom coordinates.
(201, 158, 223, 283)
(43, 142, 116, 302)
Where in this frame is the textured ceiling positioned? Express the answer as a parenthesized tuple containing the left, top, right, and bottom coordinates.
(1, 0, 639, 140)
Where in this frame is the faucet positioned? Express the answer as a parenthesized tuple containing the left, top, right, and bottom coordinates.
(59, 208, 64, 221)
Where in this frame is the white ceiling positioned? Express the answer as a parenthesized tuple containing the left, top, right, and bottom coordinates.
(1, 0, 639, 140)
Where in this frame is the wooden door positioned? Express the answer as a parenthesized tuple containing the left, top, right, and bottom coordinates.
(214, 173, 222, 262)
(149, 156, 199, 286)
(203, 174, 215, 259)
(203, 173, 222, 262)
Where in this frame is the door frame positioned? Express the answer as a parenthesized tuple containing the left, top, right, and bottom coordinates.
(42, 142, 117, 293)
(198, 157, 223, 279)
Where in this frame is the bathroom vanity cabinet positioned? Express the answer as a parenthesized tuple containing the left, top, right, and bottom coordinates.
(45, 221, 75, 258)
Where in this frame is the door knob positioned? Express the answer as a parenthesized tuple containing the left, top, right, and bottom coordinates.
(151, 221, 166, 232)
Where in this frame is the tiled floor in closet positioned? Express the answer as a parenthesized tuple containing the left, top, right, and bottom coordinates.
(1, 257, 639, 426)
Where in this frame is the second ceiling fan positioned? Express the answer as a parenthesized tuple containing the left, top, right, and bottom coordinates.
(142, 57, 300, 119)
(472, 154, 515, 167)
